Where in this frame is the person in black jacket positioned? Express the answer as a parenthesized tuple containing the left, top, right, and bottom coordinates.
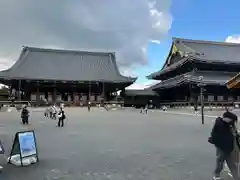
(209, 111, 240, 180)
(57, 108, 66, 127)
(21, 105, 29, 125)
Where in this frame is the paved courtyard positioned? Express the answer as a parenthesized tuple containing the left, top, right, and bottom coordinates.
(0, 108, 233, 180)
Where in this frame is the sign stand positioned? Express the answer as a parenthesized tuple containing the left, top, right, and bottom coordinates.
(8, 130, 39, 166)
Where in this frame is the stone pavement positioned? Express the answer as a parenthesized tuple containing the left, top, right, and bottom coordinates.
(0, 108, 234, 180)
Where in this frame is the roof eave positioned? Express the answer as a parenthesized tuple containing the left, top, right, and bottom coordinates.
(226, 73, 240, 89)
(124, 89, 158, 96)
(146, 57, 191, 80)
(0, 76, 137, 83)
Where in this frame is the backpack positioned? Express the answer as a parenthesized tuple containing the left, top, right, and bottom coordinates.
(62, 113, 66, 120)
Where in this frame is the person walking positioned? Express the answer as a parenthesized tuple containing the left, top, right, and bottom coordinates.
(140, 104, 144, 114)
(44, 106, 51, 118)
(140, 104, 148, 114)
(209, 111, 240, 180)
(88, 101, 91, 112)
(57, 108, 66, 127)
(52, 104, 57, 120)
(21, 105, 29, 125)
(144, 104, 148, 114)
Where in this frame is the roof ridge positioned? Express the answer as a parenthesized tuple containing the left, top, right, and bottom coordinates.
(24, 46, 115, 55)
(173, 37, 240, 47)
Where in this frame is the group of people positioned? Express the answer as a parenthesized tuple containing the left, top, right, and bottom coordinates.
(20, 104, 66, 127)
(0, 104, 66, 172)
(44, 105, 58, 119)
(44, 105, 66, 127)
(140, 105, 148, 114)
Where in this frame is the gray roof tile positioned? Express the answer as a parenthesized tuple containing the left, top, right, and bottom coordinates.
(0, 47, 136, 83)
(174, 38, 240, 63)
(147, 37, 240, 79)
(151, 71, 235, 90)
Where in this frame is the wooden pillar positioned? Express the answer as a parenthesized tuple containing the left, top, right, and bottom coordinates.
(72, 91, 74, 102)
(88, 82, 91, 102)
(44, 91, 48, 101)
(102, 82, 105, 103)
(25, 91, 31, 101)
(52, 87, 56, 102)
(9, 86, 13, 100)
(72, 85, 76, 102)
(18, 80, 21, 100)
(36, 85, 40, 104)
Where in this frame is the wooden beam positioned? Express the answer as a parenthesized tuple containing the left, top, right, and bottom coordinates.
(227, 78, 240, 89)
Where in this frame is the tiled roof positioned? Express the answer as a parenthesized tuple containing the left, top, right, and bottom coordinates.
(0, 47, 136, 83)
(147, 37, 240, 80)
(151, 71, 235, 90)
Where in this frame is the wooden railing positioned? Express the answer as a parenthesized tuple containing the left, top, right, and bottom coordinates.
(159, 101, 236, 107)
(0, 100, 124, 107)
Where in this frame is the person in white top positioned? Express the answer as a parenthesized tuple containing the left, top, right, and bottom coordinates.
(88, 101, 91, 112)
(52, 105, 57, 120)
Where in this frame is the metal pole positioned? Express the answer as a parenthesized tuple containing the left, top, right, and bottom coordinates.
(200, 86, 204, 124)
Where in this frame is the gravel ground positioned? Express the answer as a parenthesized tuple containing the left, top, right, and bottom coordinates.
(0, 108, 233, 180)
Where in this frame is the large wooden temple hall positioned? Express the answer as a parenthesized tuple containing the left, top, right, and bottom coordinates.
(147, 37, 240, 105)
(0, 47, 136, 105)
(124, 37, 240, 107)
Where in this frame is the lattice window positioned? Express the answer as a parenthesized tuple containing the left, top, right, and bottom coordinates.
(208, 95, 214, 102)
(217, 96, 224, 101)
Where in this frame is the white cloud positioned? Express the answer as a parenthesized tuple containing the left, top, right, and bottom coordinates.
(0, 58, 15, 71)
(0, 0, 172, 71)
(151, 40, 161, 44)
(225, 35, 240, 43)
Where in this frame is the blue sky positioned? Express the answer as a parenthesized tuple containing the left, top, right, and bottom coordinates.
(131, 0, 240, 89)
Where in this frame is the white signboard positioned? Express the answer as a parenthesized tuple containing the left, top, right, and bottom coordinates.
(18, 132, 37, 158)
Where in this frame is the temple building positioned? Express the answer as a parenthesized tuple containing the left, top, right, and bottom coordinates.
(0, 47, 136, 105)
(123, 88, 159, 108)
(147, 38, 240, 106)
